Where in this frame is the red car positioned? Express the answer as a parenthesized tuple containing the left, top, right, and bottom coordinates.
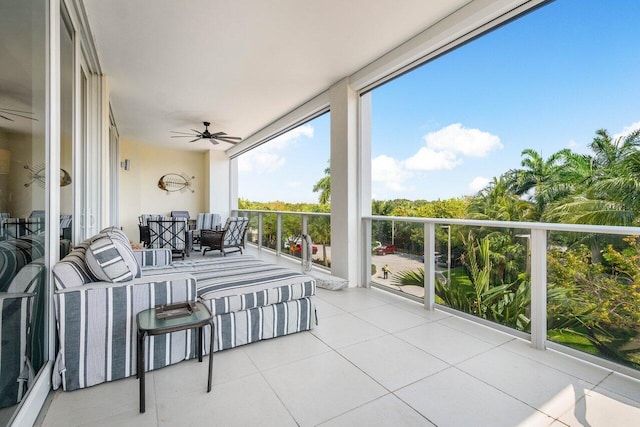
(292, 243, 318, 255)
(374, 245, 396, 255)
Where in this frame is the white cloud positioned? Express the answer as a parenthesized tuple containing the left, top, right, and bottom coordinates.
(238, 124, 313, 174)
(237, 151, 285, 174)
(468, 176, 490, 193)
(405, 147, 462, 171)
(614, 120, 640, 140)
(423, 123, 503, 157)
(268, 124, 314, 150)
(286, 181, 302, 188)
(372, 123, 502, 195)
(372, 154, 412, 192)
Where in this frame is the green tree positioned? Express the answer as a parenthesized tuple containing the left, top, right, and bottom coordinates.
(313, 160, 331, 205)
(508, 149, 568, 220)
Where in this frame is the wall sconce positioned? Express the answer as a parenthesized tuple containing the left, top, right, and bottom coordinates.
(120, 159, 130, 171)
(0, 149, 10, 175)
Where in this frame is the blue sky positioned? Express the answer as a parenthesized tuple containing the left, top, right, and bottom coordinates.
(239, 0, 640, 203)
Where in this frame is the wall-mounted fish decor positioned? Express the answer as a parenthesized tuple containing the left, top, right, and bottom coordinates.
(157, 173, 195, 193)
(24, 164, 72, 188)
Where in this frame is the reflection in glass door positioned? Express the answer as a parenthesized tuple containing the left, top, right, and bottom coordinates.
(61, 10, 74, 243)
(0, 0, 48, 422)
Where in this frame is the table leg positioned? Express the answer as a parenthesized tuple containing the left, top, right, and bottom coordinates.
(198, 326, 203, 362)
(207, 321, 214, 392)
(138, 330, 146, 413)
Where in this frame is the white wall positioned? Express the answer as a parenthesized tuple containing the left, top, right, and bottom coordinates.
(119, 138, 207, 243)
(205, 150, 231, 220)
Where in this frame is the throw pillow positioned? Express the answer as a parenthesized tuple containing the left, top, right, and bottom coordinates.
(86, 234, 140, 283)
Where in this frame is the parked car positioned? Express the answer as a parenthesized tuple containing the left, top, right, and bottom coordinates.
(374, 244, 396, 255)
(291, 243, 318, 255)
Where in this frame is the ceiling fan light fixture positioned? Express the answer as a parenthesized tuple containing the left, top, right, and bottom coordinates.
(170, 121, 242, 146)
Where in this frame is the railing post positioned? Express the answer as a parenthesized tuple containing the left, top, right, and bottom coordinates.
(302, 214, 308, 267)
(530, 228, 547, 350)
(424, 223, 435, 310)
(258, 212, 263, 251)
(276, 213, 282, 256)
(362, 218, 372, 288)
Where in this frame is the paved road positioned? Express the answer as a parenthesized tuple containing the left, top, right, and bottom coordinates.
(311, 247, 444, 298)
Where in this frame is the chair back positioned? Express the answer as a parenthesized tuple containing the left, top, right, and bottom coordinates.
(59, 215, 73, 240)
(0, 213, 10, 240)
(29, 210, 45, 219)
(170, 210, 190, 220)
(223, 217, 249, 247)
(147, 218, 187, 251)
(138, 214, 163, 225)
(3, 218, 45, 239)
(196, 213, 221, 230)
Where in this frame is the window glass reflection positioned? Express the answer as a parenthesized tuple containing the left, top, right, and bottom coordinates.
(0, 0, 48, 420)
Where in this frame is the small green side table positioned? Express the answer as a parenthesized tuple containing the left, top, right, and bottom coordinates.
(136, 302, 214, 413)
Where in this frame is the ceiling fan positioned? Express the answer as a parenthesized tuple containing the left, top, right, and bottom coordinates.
(0, 107, 37, 122)
(170, 122, 242, 145)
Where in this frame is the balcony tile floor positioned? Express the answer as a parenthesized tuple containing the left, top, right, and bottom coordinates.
(40, 268, 640, 426)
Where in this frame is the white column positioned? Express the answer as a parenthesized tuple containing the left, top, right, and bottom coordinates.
(330, 78, 358, 286)
(359, 92, 372, 287)
(206, 150, 231, 219)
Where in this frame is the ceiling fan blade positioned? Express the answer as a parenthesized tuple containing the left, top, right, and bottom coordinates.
(1, 111, 37, 120)
(211, 132, 227, 137)
(170, 130, 198, 135)
(217, 136, 242, 141)
(0, 107, 33, 114)
(209, 139, 219, 145)
(171, 135, 198, 138)
(213, 137, 240, 144)
(189, 137, 201, 143)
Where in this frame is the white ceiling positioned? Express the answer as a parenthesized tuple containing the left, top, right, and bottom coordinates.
(82, 0, 471, 151)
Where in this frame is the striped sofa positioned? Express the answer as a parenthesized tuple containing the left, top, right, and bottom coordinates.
(52, 228, 316, 391)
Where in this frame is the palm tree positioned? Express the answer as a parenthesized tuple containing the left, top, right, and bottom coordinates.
(469, 176, 532, 222)
(313, 160, 331, 205)
(508, 149, 568, 220)
(546, 129, 640, 226)
(545, 129, 640, 262)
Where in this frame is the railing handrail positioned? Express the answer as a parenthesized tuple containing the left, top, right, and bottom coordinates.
(237, 209, 331, 217)
(364, 215, 640, 236)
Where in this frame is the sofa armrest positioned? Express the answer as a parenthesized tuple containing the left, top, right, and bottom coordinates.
(53, 273, 198, 391)
(133, 248, 173, 267)
(1, 292, 35, 407)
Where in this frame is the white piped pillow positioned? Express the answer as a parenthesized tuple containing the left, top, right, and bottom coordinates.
(86, 233, 140, 283)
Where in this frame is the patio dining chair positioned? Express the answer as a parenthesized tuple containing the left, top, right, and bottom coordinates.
(190, 213, 222, 248)
(201, 216, 248, 256)
(138, 214, 164, 247)
(60, 214, 72, 240)
(0, 213, 10, 241)
(147, 218, 189, 259)
(3, 217, 45, 239)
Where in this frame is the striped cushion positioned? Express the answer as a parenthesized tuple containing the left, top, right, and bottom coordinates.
(85, 234, 139, 283)
(196, 213, 221, 230)
(99, 227, 128, 243)
(134, 248, 173, 268)
(53, 247, 94, 290)
(0, 235, 46, 292)
(59, 214, 73, 229)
